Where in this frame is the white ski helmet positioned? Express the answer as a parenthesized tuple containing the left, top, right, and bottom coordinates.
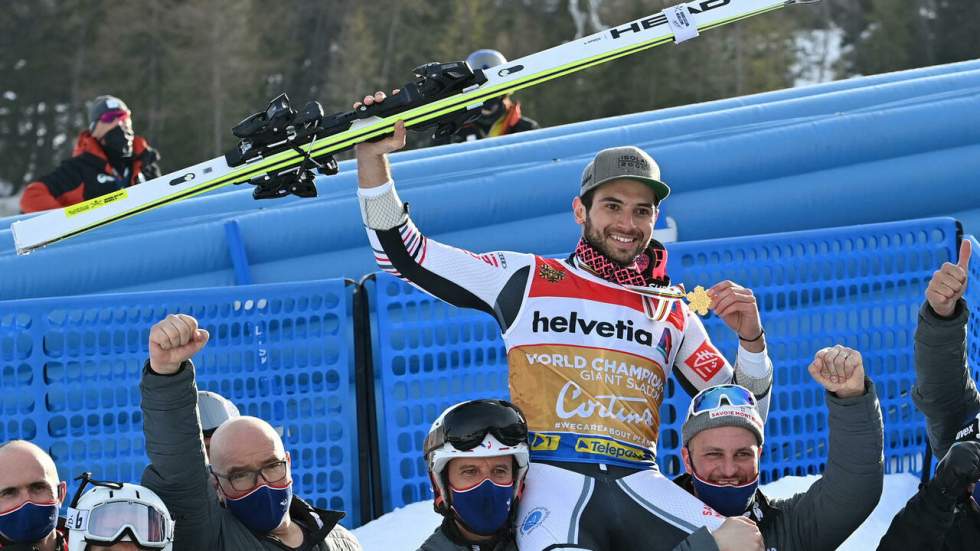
(197, 390, 240, 437)
(466, 49, 508, 71)
(66, 481, 174, 551)
(424, 399, 530, 516)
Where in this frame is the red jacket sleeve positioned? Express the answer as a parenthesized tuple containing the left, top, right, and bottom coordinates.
(19, 181, 65, 213)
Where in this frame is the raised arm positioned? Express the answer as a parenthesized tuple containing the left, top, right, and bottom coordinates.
(784, 346, 884, 551)
(140, 314, 218, 549)
(913, 239, 980, 457)
(354, 92, 534, 329)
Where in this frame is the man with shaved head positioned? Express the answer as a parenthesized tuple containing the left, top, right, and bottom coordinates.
(140, 314, 361, 551)
(0, 440, 67, 550)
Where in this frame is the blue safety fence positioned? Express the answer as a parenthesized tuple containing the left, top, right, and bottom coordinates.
(0, 279, 362, 527)
(967, 234, 980, 406)
(367, 217, 959, 513)
(363, 275, 509, 513)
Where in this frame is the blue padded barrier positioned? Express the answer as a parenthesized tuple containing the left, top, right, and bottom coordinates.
(0, 279, 362, 527)
(6, 60, 977, 237)
(367, 217, 958, 513)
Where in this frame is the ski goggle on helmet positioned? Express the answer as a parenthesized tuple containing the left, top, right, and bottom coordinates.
(424, 399, 529, 458)
(66, 473, 174, 551)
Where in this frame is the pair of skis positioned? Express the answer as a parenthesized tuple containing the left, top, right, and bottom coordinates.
(12, 0, 816, 255)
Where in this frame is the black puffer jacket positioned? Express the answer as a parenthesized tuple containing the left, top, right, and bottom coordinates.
(877, 300, 980, 550)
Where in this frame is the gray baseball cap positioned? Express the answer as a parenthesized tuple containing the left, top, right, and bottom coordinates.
(198, 391, 241, 436)
(580, 146, 671, 204)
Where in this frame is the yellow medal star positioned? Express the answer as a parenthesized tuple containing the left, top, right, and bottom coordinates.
(685, 285, 712, 316)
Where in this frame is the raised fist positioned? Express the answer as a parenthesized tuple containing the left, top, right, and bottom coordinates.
(808, 345, 865, 399)
(148, 314, 209, 375)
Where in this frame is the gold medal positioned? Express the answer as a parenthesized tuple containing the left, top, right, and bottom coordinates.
(685, 285, 712, 316)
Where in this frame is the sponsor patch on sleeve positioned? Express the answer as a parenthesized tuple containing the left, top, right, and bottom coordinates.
(684, 341, 726, 382)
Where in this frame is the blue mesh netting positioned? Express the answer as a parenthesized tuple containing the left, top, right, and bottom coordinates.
(366, 276, 509, 512)
(0, 279, 361, 527)
(368, 217, 958, 513)
(967, 235, 980, 404)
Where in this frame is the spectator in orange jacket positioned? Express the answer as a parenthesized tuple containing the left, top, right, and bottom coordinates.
(19, 95, 161, 213)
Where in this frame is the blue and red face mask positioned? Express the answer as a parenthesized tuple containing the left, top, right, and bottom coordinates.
(0, 499, 60, 544)
(450, 478, 515, 536)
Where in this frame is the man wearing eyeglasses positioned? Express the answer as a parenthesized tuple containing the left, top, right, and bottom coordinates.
(19, 95, 161, 213)
(139, 314, 362, 551)
(674, 346, 884, 551)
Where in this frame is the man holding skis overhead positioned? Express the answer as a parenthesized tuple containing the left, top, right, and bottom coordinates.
(355, 92, 773, 551)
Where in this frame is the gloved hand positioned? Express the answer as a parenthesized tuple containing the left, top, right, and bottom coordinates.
(931, 441, 980, 501)
(139, 146, 162, 179)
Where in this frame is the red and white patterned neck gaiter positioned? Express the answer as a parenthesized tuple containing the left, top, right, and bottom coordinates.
(574, 238, 669, 287)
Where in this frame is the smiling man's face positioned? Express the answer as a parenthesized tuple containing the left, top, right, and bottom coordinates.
(574, 178, 657, 266)
(682, 426, 761, 486)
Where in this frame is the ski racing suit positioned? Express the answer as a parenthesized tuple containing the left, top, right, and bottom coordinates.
(360, 181, 773, 550)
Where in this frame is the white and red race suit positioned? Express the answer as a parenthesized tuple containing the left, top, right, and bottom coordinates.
(361, 181, 772, 469)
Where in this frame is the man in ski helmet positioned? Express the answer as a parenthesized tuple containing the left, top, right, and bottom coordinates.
(20, 95, 161, 213)
(431, 49, 538, 145)
(355, 92, 774, 548)
(419, 400, 528, 551)
(0, 441, 68, 550)
(197, 390, 240, 458)
(65, 477, 174, 551)
(140, 314, 362, 551)
(675, 345, 883, 551)
(878, 239, 980, 550)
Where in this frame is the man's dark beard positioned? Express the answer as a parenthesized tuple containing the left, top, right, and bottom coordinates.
(582, 216, 647, 267)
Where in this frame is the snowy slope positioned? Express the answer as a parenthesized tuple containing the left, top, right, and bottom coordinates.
(352, 473, 921, 550)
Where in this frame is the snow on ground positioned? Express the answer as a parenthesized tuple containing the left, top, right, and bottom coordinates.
(352, 473, 920, 550)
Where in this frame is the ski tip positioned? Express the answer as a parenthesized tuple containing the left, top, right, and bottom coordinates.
(10, 221, 39, 256)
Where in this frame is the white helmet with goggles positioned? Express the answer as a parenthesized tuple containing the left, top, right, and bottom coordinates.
(66, 474, 174, 551)
(424, 400, 530, 524)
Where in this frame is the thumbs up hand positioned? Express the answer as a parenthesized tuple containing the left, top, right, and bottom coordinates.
(926, 239, 972, 318)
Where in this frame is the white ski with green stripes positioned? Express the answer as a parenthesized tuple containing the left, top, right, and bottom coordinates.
(13, 0, 815, 255)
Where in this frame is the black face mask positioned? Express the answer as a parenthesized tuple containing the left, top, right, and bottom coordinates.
(479, 97, 505, 120)
(101, 125, 134, 159)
